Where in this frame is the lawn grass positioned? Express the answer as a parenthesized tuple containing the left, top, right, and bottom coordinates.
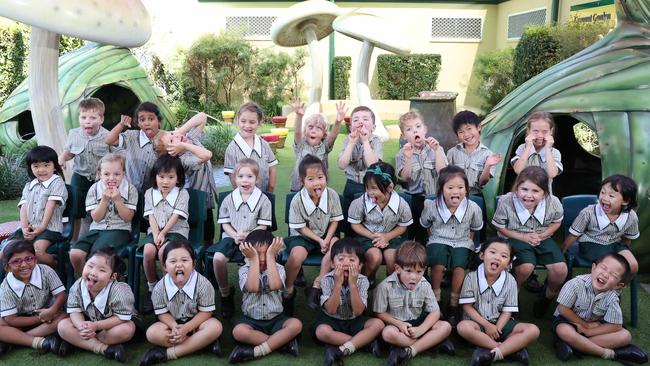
(1, 128, 648, 365)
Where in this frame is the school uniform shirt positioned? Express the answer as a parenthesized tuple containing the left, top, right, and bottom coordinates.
(569, 204, 639, 245)
(152, 270, 215, 320)
(290, 139, 333, 191)
(320, 270, 370, 320)
(0, 264, 65, 318)
(347, 192, 413, 233)
(217, 187, 272, 238)
(66, 127, 116, 180)
(395, 144, 447, 195)
(67, 278, 134, 321)
(338, 134, 383, 184)
(18, 175, 68, 233)
(239, 262, 285, 320)
(510, 144, 563, 174)
(420, 197, 483, 249)
(459, 264, 519, 322)
(143, 187, 190, 238)
(553, 274, 623, 324)
(491, 192, 563, 238)
(373, 272, 439, 322)
(180, 127, 218, 209)
(86, 179, 138, 231)
(446, 143, 496, 195)
(288, 187, 344, 237)
(223, 133, 278, 192)
(118, 129, 157, 191)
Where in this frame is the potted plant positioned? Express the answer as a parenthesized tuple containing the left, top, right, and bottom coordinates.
(272, 116, 287, 128)
(221, 111, 235, 124)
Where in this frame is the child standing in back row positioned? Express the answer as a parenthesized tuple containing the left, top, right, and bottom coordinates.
(289, 100, 345, 192)
(511, 111, 562, 185)
(224, 102, 278, 192)
(4, 146, 68, 267)
(446, 110, 502, 195)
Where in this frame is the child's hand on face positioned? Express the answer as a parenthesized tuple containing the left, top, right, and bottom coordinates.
(544, 134, 555, 149)
(109, 186, 122, 201)
(101, 187, 113, 202)
(334, 263, 345, 286)
(291, 100, 305, 116)
(425, 136, 440, 151)
(524, 133, 535, 148)
(359, 127, 370, 142)
(240, 242, 257, 261)
(268, 237, 284, 258)
(120, 115, 132, 128)
(486, 153, 502, 167)
(402, 142, 414, 159)
(335, 101, 348, 122)
(372, 234, 389, 248)
(347, 264, 359, 284)
(348, 131, 359, 144)
(484, 322, 501, 340)
(166, 138, 187, 156)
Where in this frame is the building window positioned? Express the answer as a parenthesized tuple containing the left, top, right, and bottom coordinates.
(507, 8, 547, 40)
(225, 16, 276, 40)
(430, 17, 483, 42)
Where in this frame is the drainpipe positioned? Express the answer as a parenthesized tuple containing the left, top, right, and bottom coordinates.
(329, 0, 336, 99)
(551, 0, 560, 24)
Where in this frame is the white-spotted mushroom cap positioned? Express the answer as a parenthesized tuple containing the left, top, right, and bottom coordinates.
(0, 0, 152, 48)
(271, 0, 342, 47)
(333, 12, 411, 55)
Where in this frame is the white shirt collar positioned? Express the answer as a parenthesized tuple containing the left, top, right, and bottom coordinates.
(477, 263, 506, 296)
(234, 133, 262, 158)
(595, 203, 629, 231)
(364, 191, 400, 214)
(29, 174, 59, 190)
(437, 197, 468, 223)
(81, 279, 112, 314)
(300, 187, 329, 215)
(97, 179, 130, 200)
(153, 187, 180, 206)
(6, 264, 43, 297)
(513, 195, 546, 225)
(164, 270, 198, 301)
(139, 130, 152, 147)
(232, 187, 262, 211)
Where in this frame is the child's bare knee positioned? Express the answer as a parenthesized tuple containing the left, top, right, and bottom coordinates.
(436, 320, 452, 335)
(213, 253, 227, 265)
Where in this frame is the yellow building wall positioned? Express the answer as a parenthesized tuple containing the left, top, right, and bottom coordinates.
(494, 0, 553, 49)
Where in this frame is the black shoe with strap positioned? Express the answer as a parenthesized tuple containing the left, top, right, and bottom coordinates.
(139, 346, 167, 366)
(228, 345, 254, 364)
(221, 286, 235, 319)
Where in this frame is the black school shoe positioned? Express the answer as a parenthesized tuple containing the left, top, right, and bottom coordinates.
(220, 286, 235, 319)
(0, 341, 12, 355)
(368, 338, 382, 357)
(435, 339, 456, 356)
(615, 344, 649, 365)
(140, 346, 167, 366)
(324, 345, 344, 366)
(41, 335, 62, 354)
(294, 267, 306, 287)
(285, 336, 300, 357)
(211, 338, 222, 357)
(471, 347, 494, 366)
(305, 287, 322, 311)
(387, 346, 412, 366)
(104, 343, 126, 363)
(228, 345, 255, 364)
(554, 340, 573, 361)
(57, 340, 73, 357)
(524, 272, 543, 293)
(507, 347, 529, 365)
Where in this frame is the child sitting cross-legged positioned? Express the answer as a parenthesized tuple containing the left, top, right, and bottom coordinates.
(457, 238, 540, 366)
(313, 238, 384, 366)
(373, 241, 455, 366)
(553, 253, 648, 364)
(0, 240, 67, 355)
(228, 230, 302, 363)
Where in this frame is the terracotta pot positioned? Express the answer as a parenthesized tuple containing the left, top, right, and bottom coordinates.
(272, 116, 287, 128)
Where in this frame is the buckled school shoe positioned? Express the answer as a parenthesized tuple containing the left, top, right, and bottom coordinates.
(471, 347, 494, 366)
(324, 345, 344, 366)
(615, 344, 649, 365)
(554, 340, 573, 361)
(228, 345, 254, 364)
(41, 335, 62, 354)
(139, 346, 167, 366)
(211, 338, 222, 357)
(104, 343, 126, 363)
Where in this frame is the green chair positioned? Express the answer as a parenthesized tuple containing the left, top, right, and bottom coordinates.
(562, 195, 639, 327)
(130, 189, 207, 311)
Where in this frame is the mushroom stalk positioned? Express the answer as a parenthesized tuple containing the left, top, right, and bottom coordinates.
(356, 40, 388, 141)
(28, 27, 67, 153)
(303, 24, 322, 117)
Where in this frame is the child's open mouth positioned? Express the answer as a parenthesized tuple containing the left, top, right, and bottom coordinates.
(86, 277, 97, 289)
(175, 269, 185, 282)
(414, 135, 422, 144)
(449, 195, 461, 204)
(314, 188, 323, 197)
(406, 281, 417, 290)
(596, 276, 607, 286)
(490, 262, 499, 271)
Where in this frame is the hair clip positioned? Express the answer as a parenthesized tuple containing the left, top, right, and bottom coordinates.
(367, 166, 393, 184)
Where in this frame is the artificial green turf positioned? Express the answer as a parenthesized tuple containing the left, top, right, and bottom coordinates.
(1, 129, 648, 365)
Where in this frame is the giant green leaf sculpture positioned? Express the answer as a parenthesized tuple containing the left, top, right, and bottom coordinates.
(0, 43, 173, 151)
(481, 0, 650, 268)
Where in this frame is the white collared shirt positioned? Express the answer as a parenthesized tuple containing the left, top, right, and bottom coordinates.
(67, 278, 134, 321)
(420, 197, 483, 249)
(459, 264, 519, 322)
(143, 187, 190, 238)
(348, 191, 413, 233)
(288, 187, 344, 237)
(217, 187, 273, 236)
(569, 204, 639, 245)
(151, 270, 215, 319)
(223, 133, 278, 191)
(0, 264, 64, 318)
(18, 174, 68, 233)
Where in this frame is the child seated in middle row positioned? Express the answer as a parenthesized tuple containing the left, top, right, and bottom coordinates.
(141, 155, 190, 313)
(553, 253, 647, 364)
(348, 162, 412, 283)
(228, 231, 302, 364)
(374, 241, 455, 366)
(0, 240, 68, 355)
(313, 239, 384, 366)
(457, 239, 539, 366)
(285, 154, 344, 313)
(208, 159, 272, 319)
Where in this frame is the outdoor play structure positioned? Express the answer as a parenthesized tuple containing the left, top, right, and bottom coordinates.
(481, 0, 650, 267)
